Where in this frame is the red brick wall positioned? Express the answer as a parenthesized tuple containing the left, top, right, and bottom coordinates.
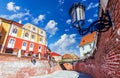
(0, 54, 61, 78)
(73, 0, 120, 78)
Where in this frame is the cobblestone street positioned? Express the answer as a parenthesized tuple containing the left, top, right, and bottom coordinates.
(31, 70, 92, 78)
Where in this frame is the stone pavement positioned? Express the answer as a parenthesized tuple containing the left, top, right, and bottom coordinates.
(31, 70, 92, 78)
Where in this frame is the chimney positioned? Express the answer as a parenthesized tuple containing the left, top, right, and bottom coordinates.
(18, 20, 22, 24)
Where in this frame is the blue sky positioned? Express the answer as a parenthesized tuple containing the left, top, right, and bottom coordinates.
(0, 0, 98, 55)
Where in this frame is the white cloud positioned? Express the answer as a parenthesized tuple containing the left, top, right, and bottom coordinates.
(82, 0, 86, 1)
(0, 10, 31, 20)
(45, 20, 58, 37)
(57, 0, 64, 13)
(7, 2, 20, 12)
(59, 9, 63, 12)
(65, 29, 69, 32)
(66, 19, 71, 24)
(24, 17, 28, 20)
(93, 3, 99, 8)
(33, 15, 45, 24)
(58, 0, 64, 5)
(94, 13, 98, 17)
(87, 3, 93, 10)
(88, 19, 93, 23)
(49, 34, 77, 55)
(87, 3, 98, 10)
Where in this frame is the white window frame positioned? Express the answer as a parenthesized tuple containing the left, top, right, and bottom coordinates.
(29, 43, 34, 51)
(24, 33, 29, 39)
(38, 46, 42, 52)
(7, 38, 16, 48)
(22, 41, 27, 50)
(12, 28, 18, 36)
(31, 35, 35, 41)
(40, 38, 43, 44)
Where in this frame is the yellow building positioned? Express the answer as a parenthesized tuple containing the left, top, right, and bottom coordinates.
(19, 23, 47, 58)
(0, 18, 12, 53)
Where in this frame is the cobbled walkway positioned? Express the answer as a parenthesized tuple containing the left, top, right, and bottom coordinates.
(31, 70, 92, 78)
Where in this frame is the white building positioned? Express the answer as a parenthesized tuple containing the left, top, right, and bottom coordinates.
(79, 32, 97, 59)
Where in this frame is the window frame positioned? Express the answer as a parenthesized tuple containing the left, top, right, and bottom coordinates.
(7, 38, 16, 48)
(24, 33, 29, 38)
(12, 28, 18, 34)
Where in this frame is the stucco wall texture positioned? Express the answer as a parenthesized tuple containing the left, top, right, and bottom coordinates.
(0, 54, 61, 78)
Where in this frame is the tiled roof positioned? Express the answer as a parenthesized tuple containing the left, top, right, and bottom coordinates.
(50, 52, 61, 57)
(0, 17, 12, 23)
(0, 17, 23, 27)
(79, 31, 96, 46)
(12, 21, 23, 27)
(62, 54, 80, 59)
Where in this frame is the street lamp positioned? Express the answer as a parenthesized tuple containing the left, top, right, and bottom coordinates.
(69, 2, 112, 36)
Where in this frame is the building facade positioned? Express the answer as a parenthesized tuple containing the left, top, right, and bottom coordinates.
(50, 52, 62, 62)
(74, 0, 120, 78)
(0, 18, 48, 59)
(79, 32, 97, 59)
(0, 18, 12, 53)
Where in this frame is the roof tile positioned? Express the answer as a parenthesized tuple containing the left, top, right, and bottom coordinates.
(79, 31, 96, 46)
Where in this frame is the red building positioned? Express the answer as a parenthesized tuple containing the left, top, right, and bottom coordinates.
(0, 18, 48, 59)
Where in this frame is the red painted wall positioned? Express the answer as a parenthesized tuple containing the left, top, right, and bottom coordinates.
(5, 36, 47, 55)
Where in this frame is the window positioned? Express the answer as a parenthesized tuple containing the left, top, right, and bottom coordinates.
(33, 27, 36, 31)
(28, 26, 31, 28)
(30, 43, 34, 48)
(29, 43, 34, 51)
(82, 46, 84, 50)
(7, 38, 15, 48)
(40, 38, 43, 42)
(22, 42, 27, 50)
(89, 44, 92, 48)
(12, 28, 17, 34)
(39, 46, 41, 49)
(41, 31, 43, 34)
(25, 33, 29, 37)
(23, 42, 27, 46)
(31, 35, 34, 39)
(38, 46, 42, 52)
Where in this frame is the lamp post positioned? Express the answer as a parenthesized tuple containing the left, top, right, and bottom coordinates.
(69, 2, 112, 36)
